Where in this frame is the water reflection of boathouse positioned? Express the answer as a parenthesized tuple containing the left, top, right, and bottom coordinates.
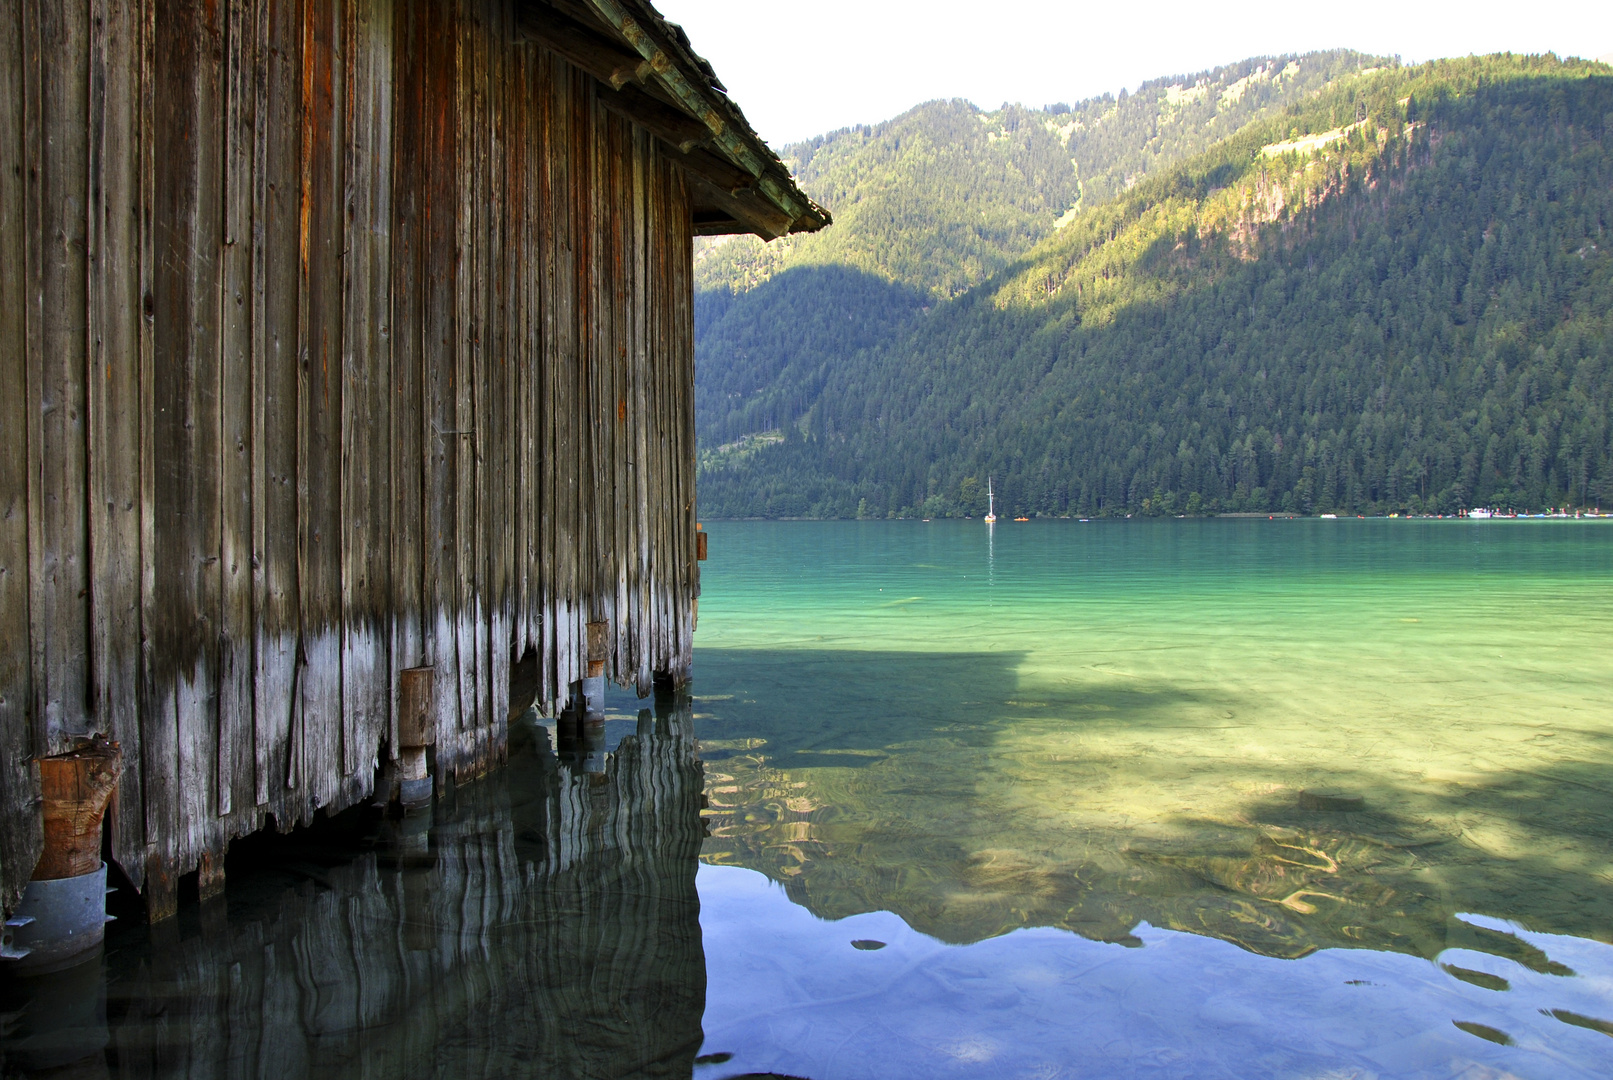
(2, 697, 706, 1077)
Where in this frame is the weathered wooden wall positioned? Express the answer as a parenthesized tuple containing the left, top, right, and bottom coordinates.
(0, 0, 701, 914)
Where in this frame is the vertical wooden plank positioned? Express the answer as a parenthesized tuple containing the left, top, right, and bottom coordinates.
(0, 0, 43, 912)
(646, 145, 666, 677)
(255, 0, 301, 812)
(150, 0, 226, 876)
(610, 115, 630, 684)
(135, 0, 155, 877)
(340, 0, 377, 782)
(296, 0, 345, 815)
(248, 0, 269, 808)
(617, 115, 632, 679)
(471, 0, 490, 762)
(558, 62, 581, 703)
(538, 46, 558, 713)
(293, 0, 317, 805)
(26, 0, 92, 757)
(482, 0, 502, 756)
(452, 0, 477, 760)
(526, 43, 542, 697)
(583, 87, 599, 673)
(644, 141, 661, 678)
(525, 44, 543, 713)
(363, 0, 395, 774)
(507, 39, 529, 690)
(507, 51, 522, 728)
(484, 0, 510, 754)
(422, 0, 458, 757)
(218, 0, 259, 822)
(674, 165, 696, 680)
(661, 152, 678, 677)
(630, 128, 651, 696)
(87, 0, 149, 868)
(590, 95, 609, 676)
(576, 67, 594, 696)
(388, 0, 425, 757)
(545, 53, 563, 711)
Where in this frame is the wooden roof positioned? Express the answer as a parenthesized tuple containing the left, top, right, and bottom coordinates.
(518, 0, 830, 239)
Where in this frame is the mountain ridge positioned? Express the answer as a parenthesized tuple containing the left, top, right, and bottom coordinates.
(696, 54, 1613, 518)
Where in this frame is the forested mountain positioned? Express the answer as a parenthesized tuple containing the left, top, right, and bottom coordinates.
(697, 55, 1613, 518)
(694, 52, 1377, 446)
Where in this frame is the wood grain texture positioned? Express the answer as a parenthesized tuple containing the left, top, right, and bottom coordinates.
(2, 0, 714, 915)
(0, 0, 42, 913)
(30, 0, 93, 758)
(89, 0, 150, 877)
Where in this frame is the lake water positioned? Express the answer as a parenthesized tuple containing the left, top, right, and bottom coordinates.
(2, 519, 1610, 1079)
(690, 518, 1613, 1078)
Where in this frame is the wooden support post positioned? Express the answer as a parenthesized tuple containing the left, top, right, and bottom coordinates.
(3, 739, 124, 966)
(398, 667, 435, 750)
(33, 739, 121, 881)
(398, 747, 428, 781)
(396, 667, 435, 809)
(584, 620, 608, 710)
(586, 620, 608, 682)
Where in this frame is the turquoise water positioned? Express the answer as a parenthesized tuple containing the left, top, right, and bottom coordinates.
(689, 519, 1613, 1077)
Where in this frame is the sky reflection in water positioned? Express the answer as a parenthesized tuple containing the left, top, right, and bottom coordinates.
(698, 864, 1613, 1079)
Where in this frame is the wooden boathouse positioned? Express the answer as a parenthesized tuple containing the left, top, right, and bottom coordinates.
(0, 0, 826, 920)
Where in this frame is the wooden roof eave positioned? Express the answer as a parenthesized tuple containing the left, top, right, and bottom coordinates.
(517, 0, 830, 240)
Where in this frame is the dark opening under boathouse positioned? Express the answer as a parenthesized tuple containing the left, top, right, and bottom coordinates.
(0, 0, 826, 944)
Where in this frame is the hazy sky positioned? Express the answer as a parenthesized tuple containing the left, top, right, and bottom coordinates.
(655, 0, 1613, 146)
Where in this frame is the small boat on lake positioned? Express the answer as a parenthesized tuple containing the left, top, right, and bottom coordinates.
(1469, 508, 1493, 519)
(984, 477, 997, 523)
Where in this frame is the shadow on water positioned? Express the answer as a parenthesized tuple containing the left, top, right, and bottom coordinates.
(693, 647, 1613, 965)
(0, 697, 707, 1080)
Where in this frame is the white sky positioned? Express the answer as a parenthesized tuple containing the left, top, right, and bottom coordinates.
(654, 0, 1613, 146)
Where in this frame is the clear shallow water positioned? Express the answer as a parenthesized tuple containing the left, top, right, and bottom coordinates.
(2, 519, 1610, 1079)
(691, 519, 1613, 1076)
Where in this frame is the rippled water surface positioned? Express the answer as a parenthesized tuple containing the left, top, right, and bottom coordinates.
(2, 518, 1610, 1079)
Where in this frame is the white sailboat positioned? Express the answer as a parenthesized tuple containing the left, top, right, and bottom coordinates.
(984, 477, 997, 523)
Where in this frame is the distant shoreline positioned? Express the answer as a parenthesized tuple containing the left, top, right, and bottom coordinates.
(695, 513, 1613, 522)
